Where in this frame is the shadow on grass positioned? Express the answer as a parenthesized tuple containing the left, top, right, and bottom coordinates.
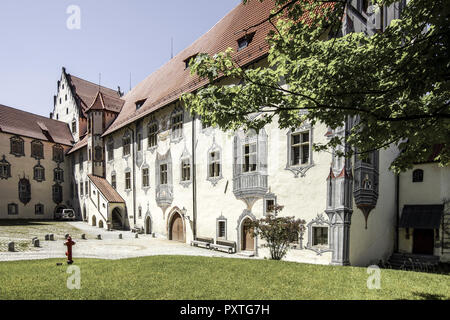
(0, 220, 58, 227)
(413, 292, 447, 300)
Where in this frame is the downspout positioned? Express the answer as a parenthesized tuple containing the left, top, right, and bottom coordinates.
(128, 125, 137, 227)
(191, 113, 197, 240)
(395, 173, 400, 253)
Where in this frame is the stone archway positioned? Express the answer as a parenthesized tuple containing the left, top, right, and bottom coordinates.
(241, 218, 255, 251)
(92, 215, 97, 227)
(98, 220, 104, 229)
(236, 210, 258, 253)
(168, 210, 185, 242)
(112, 207, 123, 230)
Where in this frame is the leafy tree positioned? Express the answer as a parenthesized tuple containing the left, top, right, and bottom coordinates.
(182, 0, 449, 172)
(249, 206, 306, 260)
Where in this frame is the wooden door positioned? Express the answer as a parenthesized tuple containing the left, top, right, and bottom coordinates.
(242, 221, 254, 251)
(171, 214, 183, 242)
(413, 229, 434, 255)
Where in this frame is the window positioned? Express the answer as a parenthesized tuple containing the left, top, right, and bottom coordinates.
(243, 143, 257, 173)
(35, 204, 44, 215)
(142, 168, 149, 188)
(137, 133, 142, 151)
(148, 121, 158, 148)
(72, 120, 77, 133)
(54, 168, 64, 183)
(31, 140, 44, 159)
(237, 32, 255, 51)
(160, 164, 168, 185)
(107, 139, 114, 161)
(79, 152, 84, 171)
(209, 151, 221, 178)
(111, 174, 116, 189)
(53, 145, 64, 163)
(181, 159, 191, 182)
(313, 227, 328, 246)
(125, 172, 131, 190)
(218, 220, 226, 239)
(0, 156, 11, 180)
(19, 178, 31, 205)
(184, 54, 198, 69)
(171, 110, 183, 139)
(52, 184, 63, 204)
(413, 169, 424, 183)
(10, 136, 24, 157)
(94, 146, 103, 161)
(33, 164, 45, 182)
(66, 108, 68, 114)
(123, 134, 131, 156)
(266, 199, 275, 213)
(291, 131, 310, 166)
(8, 203, 18, 215)
(88, 148, 92, 161)
(65, 95, 68, 101)
(138, 207, 142, 219)
(80, 182, 84, 196)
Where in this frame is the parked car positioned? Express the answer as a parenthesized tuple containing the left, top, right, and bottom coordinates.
(61, 209, 76, 221)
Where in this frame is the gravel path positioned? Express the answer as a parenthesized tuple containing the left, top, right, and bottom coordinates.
(0, 222, 242, 262)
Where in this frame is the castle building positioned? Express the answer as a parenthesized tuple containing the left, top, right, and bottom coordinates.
(1, 0, 448, 266)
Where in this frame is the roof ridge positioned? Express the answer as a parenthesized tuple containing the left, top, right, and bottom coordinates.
(0, 103, 70, 125)
(68, 74, 120, 96)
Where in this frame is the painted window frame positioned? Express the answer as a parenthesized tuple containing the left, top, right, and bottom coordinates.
(147, 120, 159, 150)
(10, 136, 25, 157)
(31, 140, 44, 160)
(33, 163, 45, 182)
(0, 156, 12, 180)
(286, 125, 314, 178)
(52, 144, 64, 163)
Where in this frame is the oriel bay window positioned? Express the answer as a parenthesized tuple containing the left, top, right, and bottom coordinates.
(243, 143, 257, 173)
(291, 131, 310, 166)
(160, 164, 168, 185)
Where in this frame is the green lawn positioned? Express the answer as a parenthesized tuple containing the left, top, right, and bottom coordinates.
(0, 256, 448, 300)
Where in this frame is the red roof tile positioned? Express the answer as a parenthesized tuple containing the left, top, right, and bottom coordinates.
(103, 0, 277, 137)
(67, 134, 88, 154)
(88, 174, 125, 203)
(87, 91, 124, 113)
(0, 104, 74, 146)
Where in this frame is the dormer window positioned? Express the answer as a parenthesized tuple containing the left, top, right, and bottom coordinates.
(184, 54, 198, 69)
(136, 99, 146, 110)
(237, 32, 255, 51)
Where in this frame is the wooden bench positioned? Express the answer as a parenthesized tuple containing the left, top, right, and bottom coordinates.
(191, 237, 214, 249)
(211, 240, 236, 254)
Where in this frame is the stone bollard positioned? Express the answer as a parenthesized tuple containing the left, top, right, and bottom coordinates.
(45, 234, 50, 241)
(97, 234, 102, 240)
(34, 239, 40, 248)
(8, 242, 14, 252)
(135, 233, 139, 239)
(49, 234, 54, 241)
(118, 234, 122, 239)
(32, 237, 38, 244)
(81, 234, 86, 240)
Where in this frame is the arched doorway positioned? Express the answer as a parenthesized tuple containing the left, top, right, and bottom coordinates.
(112, 208, 123, 230)
(169, 212, 184, 242)
(145, 216, 152, 235)
(92, 215, 97, 227)
(241, 218, 255, 251)
(98, 220, 104, 229)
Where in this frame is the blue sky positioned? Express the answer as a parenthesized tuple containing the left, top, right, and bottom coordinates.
(0, 0, 241, 117)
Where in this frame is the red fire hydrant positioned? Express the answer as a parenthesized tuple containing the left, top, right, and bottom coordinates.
(64, 236, 76, 265)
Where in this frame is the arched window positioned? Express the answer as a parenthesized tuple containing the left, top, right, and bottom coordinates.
(10, 136, 24, 157)
(31, 140, 44, 159)
(18, 178, 31, 205)
(54, 167, 64, 183)
(412, 169, 424, 183)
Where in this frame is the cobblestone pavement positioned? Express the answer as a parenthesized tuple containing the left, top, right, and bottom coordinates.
(0, 221, 244, 262)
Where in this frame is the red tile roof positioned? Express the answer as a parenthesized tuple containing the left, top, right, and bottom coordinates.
(87, 91, 124, 113)
(88, 174, 125, 203)
(66, 73, 123, 116)
(67, 134, 88, 154)
(103, 0, 277, 137)
(0, 104, 74, 146)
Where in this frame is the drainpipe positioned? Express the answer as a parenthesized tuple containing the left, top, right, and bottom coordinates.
(191, 113, 197, 240)
(395, 173, 400, 253)
(128, 125, 137, 227)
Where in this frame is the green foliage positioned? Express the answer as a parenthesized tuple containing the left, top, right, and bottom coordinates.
(250, 209, 306, 260)
(182, 0, 450, 173)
